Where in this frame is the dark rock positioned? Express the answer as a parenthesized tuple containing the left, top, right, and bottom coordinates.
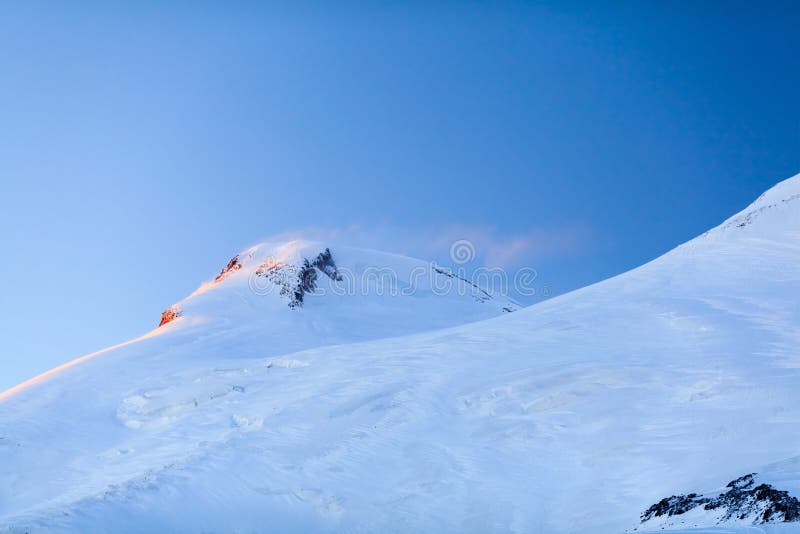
(312, 248, 342, 281)
(253, 248, 339, 309)
(215, 255, 242, 282)
(641, 472, 800, 526)
(641, 494, 710, 521)
(727, 473, 756, 490)
(433, 266, 493, 304)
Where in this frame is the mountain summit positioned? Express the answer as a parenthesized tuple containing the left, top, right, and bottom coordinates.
(157, 240, 518, 347)
(1, 174, 800, 533)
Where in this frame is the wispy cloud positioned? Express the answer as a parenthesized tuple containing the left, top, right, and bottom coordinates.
(253, 222, 593, 269)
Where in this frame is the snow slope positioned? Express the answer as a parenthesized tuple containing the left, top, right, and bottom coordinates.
(2, 174, 800, 533)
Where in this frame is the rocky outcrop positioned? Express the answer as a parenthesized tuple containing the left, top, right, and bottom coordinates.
(640, 473, 800, 527)
(253, 248, 340, 309)
(312, 248, 342, 281)
(215, 255, 243, 282)
(158, 305, 182, 327)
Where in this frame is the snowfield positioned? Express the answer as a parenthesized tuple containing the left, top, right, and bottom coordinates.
(2, 175, 800, 533)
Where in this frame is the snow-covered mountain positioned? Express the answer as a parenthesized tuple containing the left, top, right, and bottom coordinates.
(2, 174, 800, 533)
(158, 240, 518, 351)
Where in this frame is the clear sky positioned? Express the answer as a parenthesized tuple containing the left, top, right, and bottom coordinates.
(1, 2, 799, 391)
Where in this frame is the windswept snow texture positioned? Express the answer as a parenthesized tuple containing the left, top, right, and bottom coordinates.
(2, 175, 800, 533)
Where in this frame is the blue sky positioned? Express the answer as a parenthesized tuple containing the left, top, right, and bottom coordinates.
(1, 2, 799, 390)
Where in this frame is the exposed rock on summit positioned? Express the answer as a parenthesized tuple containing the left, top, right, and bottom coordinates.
(253, 247, 342, 309)
(214, 255, 243, 282)
(158, 305, 182, 327)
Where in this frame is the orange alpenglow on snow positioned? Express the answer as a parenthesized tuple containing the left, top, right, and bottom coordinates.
(159, 306, 182, 327)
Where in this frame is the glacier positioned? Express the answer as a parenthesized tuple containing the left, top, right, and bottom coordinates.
(1, 174, 800, 533)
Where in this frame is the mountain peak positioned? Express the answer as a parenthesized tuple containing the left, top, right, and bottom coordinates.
(156, 241, 519, 348)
